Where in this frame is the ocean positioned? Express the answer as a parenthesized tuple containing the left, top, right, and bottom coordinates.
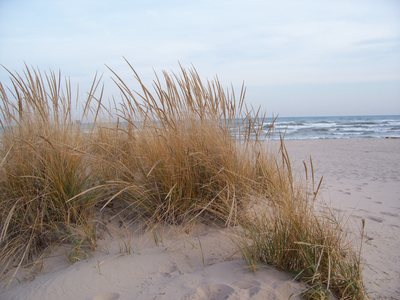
(79, 114, 400, 140)
(263, 115, 400, 140)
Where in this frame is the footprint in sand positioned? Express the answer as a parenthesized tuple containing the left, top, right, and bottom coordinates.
(337, 189, 351, 195)
(380, 211, 399, 218)
(190, 283, 234, 300)
(367, 216, 384, 223)
(160, 263, 181, 278)
(90, 292, 120, 300)
(350, 214, 363, 219)
(234, 279, 261, 297)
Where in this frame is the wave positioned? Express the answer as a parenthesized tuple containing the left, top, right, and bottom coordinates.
(259, 115, 400, 140)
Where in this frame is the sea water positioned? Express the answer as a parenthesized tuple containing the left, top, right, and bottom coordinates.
(265, 115, 400, 140)
(79, 115, 400, 140)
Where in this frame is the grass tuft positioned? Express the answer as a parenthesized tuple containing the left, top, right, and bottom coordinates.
(90, 63, 259, 225)
(0, 67, 101, 281)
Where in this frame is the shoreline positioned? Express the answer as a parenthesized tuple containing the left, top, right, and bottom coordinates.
(269, 136, 400, 141)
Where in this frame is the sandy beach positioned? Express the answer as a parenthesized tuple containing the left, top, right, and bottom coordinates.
(1, 0, 399, 297)
(285, 138, 400, 299)
(1, 138, 399, 300)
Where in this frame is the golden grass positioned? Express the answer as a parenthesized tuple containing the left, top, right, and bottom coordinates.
(0, 63, 366, 298)
(0, 67, 100, 279)
(89, 62, 261, 225)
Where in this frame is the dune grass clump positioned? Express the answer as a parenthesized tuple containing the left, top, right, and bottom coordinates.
(90, 63, 261, 225)
(240, 142, 366, 299)
(0, 68, 101, 278)
(0, 62, 366, 298)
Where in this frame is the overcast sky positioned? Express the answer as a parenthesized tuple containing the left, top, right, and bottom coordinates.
(1, 0, 399, 116)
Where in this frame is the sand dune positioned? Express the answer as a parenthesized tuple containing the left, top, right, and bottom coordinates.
(0, 224, 304, 300)
(1, 138, 399, 299)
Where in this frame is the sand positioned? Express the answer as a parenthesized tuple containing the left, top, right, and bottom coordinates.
(1, 138, 399, 299)
(0, 223, 305, 300)
(285, 138, 400, 299)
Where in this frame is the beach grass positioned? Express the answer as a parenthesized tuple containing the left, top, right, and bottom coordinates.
(88, 62, 263, 226)
(0, 68, 101, 278)
(239, 142, 366, 299)
(0, 63, 366, 298)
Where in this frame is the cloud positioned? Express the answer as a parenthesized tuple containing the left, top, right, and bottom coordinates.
(0, 0, 399, 115)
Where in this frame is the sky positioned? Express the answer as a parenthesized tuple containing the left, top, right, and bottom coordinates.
(0, 0, 399, 117)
